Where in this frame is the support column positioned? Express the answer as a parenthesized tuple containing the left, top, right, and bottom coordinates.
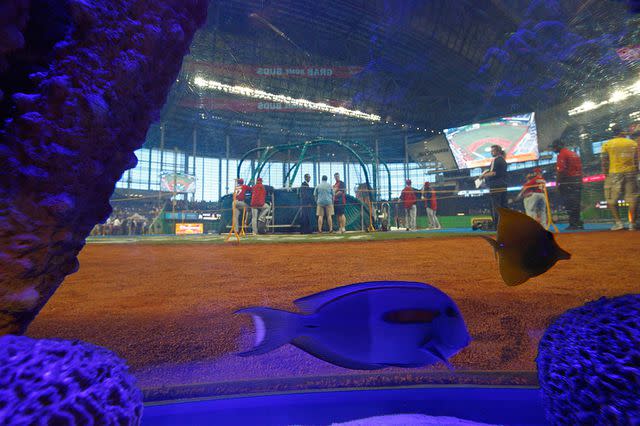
(343, 162, 348, 193)
(375, 138, 380, 199)
(315, 146, 321, 186)
(158, 122, 165, 201)
(159, 122, 165, 171)
(218, 158, 222, 199)
(225, 134, 230, 194)
(191, 127, 197, 174)
(253, 137, 261, 181)
(404, 134, 409, 181)
(191, 127, 197, 202)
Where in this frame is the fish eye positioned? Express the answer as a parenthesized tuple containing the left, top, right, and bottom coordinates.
(445, 306, 458, 318)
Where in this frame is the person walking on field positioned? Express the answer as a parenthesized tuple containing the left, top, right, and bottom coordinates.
(333, 173, 347, 233)
(314, 175, 334, 233)
(298, 173, 314, 234)
(552, 139, 583, 230)
(250, 177, 269, 236)
(480, 145, 508, 230)
(602, 125, 638, 231)
(422, 181, 441, 229)
(400, 179, 417, 231)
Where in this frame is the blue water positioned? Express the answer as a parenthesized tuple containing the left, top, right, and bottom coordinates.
(142, 386, 546, 425)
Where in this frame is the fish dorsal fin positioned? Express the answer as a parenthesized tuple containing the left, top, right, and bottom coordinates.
(479, 235, 499, 259)
(496, 207, 546, 246)
(294, 281, 433, 313)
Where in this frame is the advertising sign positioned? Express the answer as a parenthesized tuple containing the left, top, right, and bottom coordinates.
(175, 223, 204, 235)
(185, 61, 362, 78)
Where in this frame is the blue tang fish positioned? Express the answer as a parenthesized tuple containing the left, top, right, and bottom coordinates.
(235, 281, 470, 370)
(481, 207, 571, 286)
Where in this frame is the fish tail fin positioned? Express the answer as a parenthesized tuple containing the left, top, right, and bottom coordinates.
(479, 235, 499, 260)
(235, 307, 301, 356)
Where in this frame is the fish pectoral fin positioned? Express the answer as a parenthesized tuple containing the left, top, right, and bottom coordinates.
(498, 252, 533, 286)
(479, 235, 499, 260)
(421, 346, 454, 371)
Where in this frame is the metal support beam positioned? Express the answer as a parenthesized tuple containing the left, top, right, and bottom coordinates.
(404, 134, 409, 181)
(191, 127, 197, 174)
(225, 134, 230, 194)
(191, 127, 197, 202)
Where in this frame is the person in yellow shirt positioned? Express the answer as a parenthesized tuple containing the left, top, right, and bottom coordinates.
(602, 125, 639, 231)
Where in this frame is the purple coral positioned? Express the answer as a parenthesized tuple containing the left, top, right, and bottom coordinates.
(536, 295, 640, 425)
(0, 335, 142, 425)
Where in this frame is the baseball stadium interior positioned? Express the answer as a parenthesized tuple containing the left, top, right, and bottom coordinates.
(3, 1, 640, 425)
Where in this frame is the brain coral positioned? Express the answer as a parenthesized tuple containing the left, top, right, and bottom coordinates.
(536, 294, 640, 425)
(0, 335, 142, 426)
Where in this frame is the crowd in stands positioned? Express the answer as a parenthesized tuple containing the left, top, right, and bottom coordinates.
(92, 207, 152, 236)
(92, 193, 221, 236)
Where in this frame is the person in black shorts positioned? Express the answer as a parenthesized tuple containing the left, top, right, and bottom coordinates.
(333, 172, 347, 233)
(480, 145, 508, 230)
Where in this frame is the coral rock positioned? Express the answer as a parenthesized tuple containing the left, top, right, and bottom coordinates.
(0, 0, 207, 334)
(536, 295, 640, 425)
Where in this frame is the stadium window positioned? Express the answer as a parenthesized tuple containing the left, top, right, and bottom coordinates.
(238, 160, 252, 182)
(318, 162, 332, 181)
(163, 150, 175, 172)
(387, 163, 405, 198)
(408, 163, 423, 187)
(202, 157, 219, 201)
(226, 160, 238, 192)
(135, 148, 149, 163)
(193, 157, 204, 201)
(269, 162, 284, 187)
(220, 160, 229, 195)
(348, 163, 364, 189)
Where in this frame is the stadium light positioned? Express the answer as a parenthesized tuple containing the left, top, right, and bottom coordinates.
(193, 76, 381, 122)
(610, 90, 629, 103)
(568, 79, 640, 116)
(568, 100, 598, 116)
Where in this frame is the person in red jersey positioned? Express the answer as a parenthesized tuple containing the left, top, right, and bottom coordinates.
(552, 139, 583, 230)
(233, 178, 251, 231)
(250, 177, 269, 235)
(422, 181, 440, 229)
(400, 179, 417, 231)
(517, 168, 547, 226)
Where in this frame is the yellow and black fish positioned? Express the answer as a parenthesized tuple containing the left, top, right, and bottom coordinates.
(481, 208, 571, 286)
